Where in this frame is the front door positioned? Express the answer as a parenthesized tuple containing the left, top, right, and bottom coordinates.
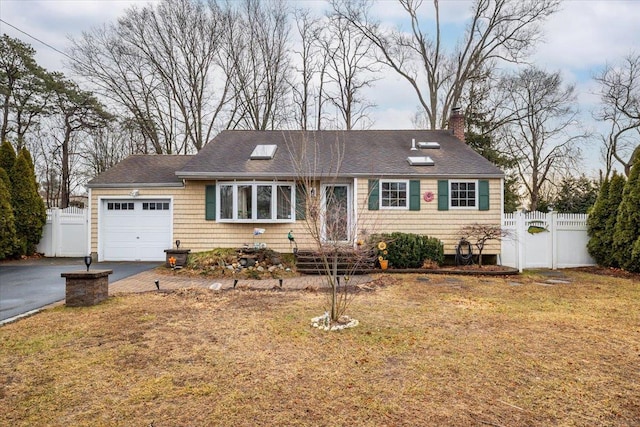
(322, 184, 350, 242)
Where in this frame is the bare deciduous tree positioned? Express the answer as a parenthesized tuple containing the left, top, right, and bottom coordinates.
(459, 223, 510, 267)
(226, 0, 291, 130)
(290, 9, 323, 130)
(495, 67, 585, 211)
(319, 15, 380, 130)
(332, 0, 559, 129)
(594, 53, 640, 178)
(69, 0, 231, 154)
(285, 131, 378, 325)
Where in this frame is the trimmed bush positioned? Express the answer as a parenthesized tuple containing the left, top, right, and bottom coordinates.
(372, 232, 444, 268)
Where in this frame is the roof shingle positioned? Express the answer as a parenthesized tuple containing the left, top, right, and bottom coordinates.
(177, 130, 503, 179)
(87, 155, 193, 188)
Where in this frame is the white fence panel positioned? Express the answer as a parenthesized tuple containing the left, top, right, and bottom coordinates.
(501, 211, 596, 271)
(37, 207, 88, 257)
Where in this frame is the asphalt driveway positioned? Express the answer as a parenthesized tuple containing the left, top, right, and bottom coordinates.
(0, 258, 160, 323)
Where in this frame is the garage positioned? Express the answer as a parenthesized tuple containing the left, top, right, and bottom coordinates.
(100, 199, 172, 261)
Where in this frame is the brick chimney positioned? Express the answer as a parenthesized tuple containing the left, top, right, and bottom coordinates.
(449, 107, 465, 142)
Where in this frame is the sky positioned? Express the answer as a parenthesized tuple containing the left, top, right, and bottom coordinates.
(1, 0, 639, 175)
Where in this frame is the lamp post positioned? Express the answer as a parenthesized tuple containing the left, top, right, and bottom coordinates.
(83, 255, 92, 272)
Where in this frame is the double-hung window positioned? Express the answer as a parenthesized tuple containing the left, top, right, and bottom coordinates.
(218, 182, 294, 222)
(450, 181, 476, 208)
(380, 180, 408, 209)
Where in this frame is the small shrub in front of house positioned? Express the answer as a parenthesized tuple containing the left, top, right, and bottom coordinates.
(372, 232, 444, 269)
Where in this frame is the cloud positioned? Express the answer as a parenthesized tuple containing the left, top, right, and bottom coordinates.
(0, 0, 144, 71)
(533, 1, 640, 71)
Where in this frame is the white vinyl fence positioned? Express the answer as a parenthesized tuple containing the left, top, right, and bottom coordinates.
(501, 211, 596, 271)
(36, 207, 88, 257)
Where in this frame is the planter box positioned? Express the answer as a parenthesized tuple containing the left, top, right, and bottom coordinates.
(164, 249, 190, 268)
(61, 270, 113, 307)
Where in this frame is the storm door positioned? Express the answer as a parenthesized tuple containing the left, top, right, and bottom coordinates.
(321, 184, 350, 242)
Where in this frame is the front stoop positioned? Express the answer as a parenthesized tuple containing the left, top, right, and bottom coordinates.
(61, 270, 113, 307)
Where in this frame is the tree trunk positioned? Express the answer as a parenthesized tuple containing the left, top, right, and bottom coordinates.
(61, 118, 72, 209)
(331, 249, 338, 321)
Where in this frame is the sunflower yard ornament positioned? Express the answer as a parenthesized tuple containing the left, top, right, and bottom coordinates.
(377, 241, 389, 269)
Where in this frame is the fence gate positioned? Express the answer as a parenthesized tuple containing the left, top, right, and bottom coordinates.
(501, 211, 596, 272)
(36, 207, 88, 257)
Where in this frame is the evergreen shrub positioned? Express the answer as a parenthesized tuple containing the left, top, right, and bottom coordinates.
(372, 232, 444, 268)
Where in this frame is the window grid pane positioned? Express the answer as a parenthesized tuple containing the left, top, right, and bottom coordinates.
(257, 186, 272, 219)
(381, 181, 407, 208)
(450, 181, 476, 208)
(237, 185, 252, 219)
(277, 185, 292, 219)
(220, 185, 233, 219)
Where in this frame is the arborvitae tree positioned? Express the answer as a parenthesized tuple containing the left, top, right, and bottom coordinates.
(11, 150, 46, 255)
(587, 177, 610, 265)
(18, 147, 35, 174)
(0, 167, 17, 259)
(0, 140, 16, 175)
(603, 174, 626, 267)
(589, 173, 625, 267)
(0, 165, 10, 191)
(613, 149, 640, 271)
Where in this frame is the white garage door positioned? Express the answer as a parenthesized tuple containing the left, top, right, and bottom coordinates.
(101, 199, 172, 261)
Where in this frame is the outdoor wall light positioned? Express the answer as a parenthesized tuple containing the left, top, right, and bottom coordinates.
(130, 189, 139, 197)
(83, 255, 92, 272)
(175, 239, 181, 249)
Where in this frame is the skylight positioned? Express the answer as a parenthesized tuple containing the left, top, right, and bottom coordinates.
(250, 144, 277, 160)
(407, 156, 434, 166)
(417, 141, 440, 149)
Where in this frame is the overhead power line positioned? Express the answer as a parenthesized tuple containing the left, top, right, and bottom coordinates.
(0, 18, 85, 68)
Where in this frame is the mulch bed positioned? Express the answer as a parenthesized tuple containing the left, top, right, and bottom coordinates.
(569, 266, 640, 280)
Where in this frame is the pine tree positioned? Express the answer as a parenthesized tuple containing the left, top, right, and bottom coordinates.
(0, 167, 17, 259)
(11, 150, 46, 255)
(613, 149, 640, 272)
(587, 177, 610, 265)
(0, 140, 16, 176)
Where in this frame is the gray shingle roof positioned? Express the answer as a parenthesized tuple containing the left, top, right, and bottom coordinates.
(87, 154, 194, 188)
(177, 130, 503, 179)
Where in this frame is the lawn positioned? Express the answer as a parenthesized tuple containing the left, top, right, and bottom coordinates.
(1, 271, 639, 426)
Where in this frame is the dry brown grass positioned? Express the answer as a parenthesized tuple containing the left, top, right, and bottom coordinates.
(1, 271, 639, 426)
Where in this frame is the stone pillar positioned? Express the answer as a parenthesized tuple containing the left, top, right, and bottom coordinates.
(164, 249, 190, 268)
(61, 270, 113, 307)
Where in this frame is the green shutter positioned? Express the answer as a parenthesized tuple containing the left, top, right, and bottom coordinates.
(205, 184, 216, 220)
(479, 180, 490, 211)
(368, 179, 379, 210)
(409, 180, 420, 211)
(437, 180, 449, 211)
(295, 183, 306, 220)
